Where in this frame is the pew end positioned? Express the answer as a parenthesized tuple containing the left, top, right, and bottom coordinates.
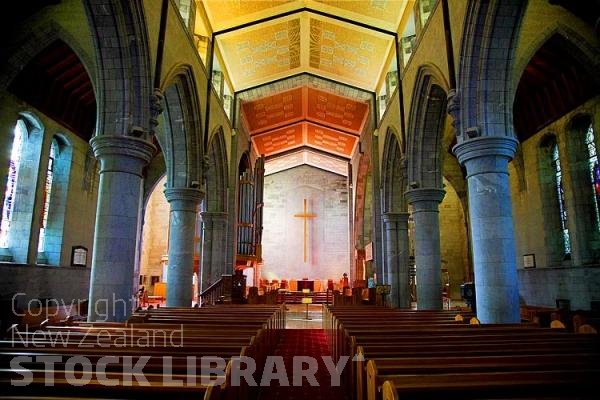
(381, 379, 398, 400)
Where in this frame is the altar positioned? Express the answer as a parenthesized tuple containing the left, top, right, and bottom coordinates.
(296, 279, 314, 291)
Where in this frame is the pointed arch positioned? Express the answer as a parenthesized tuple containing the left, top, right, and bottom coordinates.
(159, 66, 204, 189)
(514, 28, 600, 141)
(205, 127, 228, 213)
(0, 112, 45, 263)
(82, 0, 152, 138)
(564, 113, 599, 264)
(381, 127, 407, 213)
(352, 152, 371, 282)
(457, 0, 527, 141)
(38, 134, 73, 266)
(406, 65, 449, 189)
(537, 133, 569, 265)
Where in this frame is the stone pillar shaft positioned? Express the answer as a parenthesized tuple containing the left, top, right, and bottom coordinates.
(383, 212, 411, 308)
(200, 211, 228, 292)
(164, 187, 204, 307)
(405, 188, 445, 310)
(454, 136, 520, 323)
(88, 136, 155, 322)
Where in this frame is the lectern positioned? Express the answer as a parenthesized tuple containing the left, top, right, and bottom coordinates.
(302, 289, 312, 320)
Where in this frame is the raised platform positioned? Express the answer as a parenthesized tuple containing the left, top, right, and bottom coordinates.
(277, 290, 332, 304)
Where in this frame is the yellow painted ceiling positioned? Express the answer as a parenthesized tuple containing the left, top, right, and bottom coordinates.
(198, 0, 414, 175)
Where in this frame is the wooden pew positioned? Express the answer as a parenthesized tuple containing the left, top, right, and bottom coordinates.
(380, 369, 599, 400)
(1, 304, 284, 400)
(337, 322, 544, 366)
(325, 305, 598, 400)
(322, 305, 473, 354)
(323, 304, 600, 400)
(0, 367, 224, 400)
(10, 302, 85, 332)
(352, 333, 600, 400)
(0, 340, 251, 399)
(367, 353, 600, 400)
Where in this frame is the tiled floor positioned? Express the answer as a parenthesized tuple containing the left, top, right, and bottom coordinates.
(284, 304, 326, 329)
(283, 301, 470, 329)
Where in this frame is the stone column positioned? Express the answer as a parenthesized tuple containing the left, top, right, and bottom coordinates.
(404, 188, 446, 310)
(200, 211, 228, 292)
(382, 212, 411, 308)
(164, 187, 204, 307)
(453, 136, 520, 323)
(88, 136, 155, 322)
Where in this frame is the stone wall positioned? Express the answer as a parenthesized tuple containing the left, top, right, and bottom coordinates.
(139, 176, 170, 294)
(262, 165, 349, 286)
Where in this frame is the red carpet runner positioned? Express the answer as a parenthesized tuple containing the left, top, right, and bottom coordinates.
(257, 329, 347, 400)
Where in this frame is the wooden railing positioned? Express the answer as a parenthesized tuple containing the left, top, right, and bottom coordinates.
(200, 277, 225, 306)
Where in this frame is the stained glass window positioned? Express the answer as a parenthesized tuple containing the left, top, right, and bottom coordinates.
(0, 122, 25, 248)
(38, 143, 55, 252)
(585, 123, 600, 230)
(552, 143, 571, 255)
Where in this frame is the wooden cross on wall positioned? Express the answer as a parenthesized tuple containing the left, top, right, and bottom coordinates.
(294, 198, 317, 263)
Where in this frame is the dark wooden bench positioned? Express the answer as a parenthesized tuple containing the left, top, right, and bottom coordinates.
(0, 304, 285, 400)
(379, 369, 599, 400)
(351, 333, 600, 400)
(367, 353, 600, 400)
(0, 367, 224, 400)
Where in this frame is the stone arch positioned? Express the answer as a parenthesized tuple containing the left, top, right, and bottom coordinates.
(513, 28, 600, 142)
(0, 22, 95, 94)
(406, 65, 449, 189)
(82, 0, 152, 138)
(205, 127, 228, 213)
(381, 127, 406, 213)
(456, 0, 528, 142)
(159, 66, 204, 189)
(512, 24, 600, 97)
(3, 112, 45, 263)
(352, 152, 371, 282)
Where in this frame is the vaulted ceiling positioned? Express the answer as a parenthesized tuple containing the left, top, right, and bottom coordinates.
(200, 0, 414, 175)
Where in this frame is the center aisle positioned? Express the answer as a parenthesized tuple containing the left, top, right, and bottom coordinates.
(256, 329, 348, 400)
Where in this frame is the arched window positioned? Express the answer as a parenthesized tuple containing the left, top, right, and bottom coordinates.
(585, 123, 600, 230)
(565, 114, 599, 265)
(1, 115, 71, 265)
(552, 142, 571, 256)
(38, 135, 73, 266)
(0, 120, 25, 248)
(38, 141, 56, 253)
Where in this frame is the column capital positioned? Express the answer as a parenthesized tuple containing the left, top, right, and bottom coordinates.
(164, 187, 204, 205)
(382, 212, 410, 223)
(453, 136, 519, 166)
(404, 188, 446, 205)
(90, 135, 156, 176)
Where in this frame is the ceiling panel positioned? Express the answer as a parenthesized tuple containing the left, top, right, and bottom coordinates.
(311, 0, 408, 33)
(216, 15, 302, 90)
(264, 149, 348, 176)
(199, 1, 413, 174)
(306, 14, 394, 91)
(202, 0, 411, 34)
(306, 87, 368, 133)
(241, 87, 304, 134)
(304, 150, 348, 175)
(252, 123, 304, 156)
(306, 123, 358, 157)
(215, 11, 395, 92)
(203, 0, 299, 32)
